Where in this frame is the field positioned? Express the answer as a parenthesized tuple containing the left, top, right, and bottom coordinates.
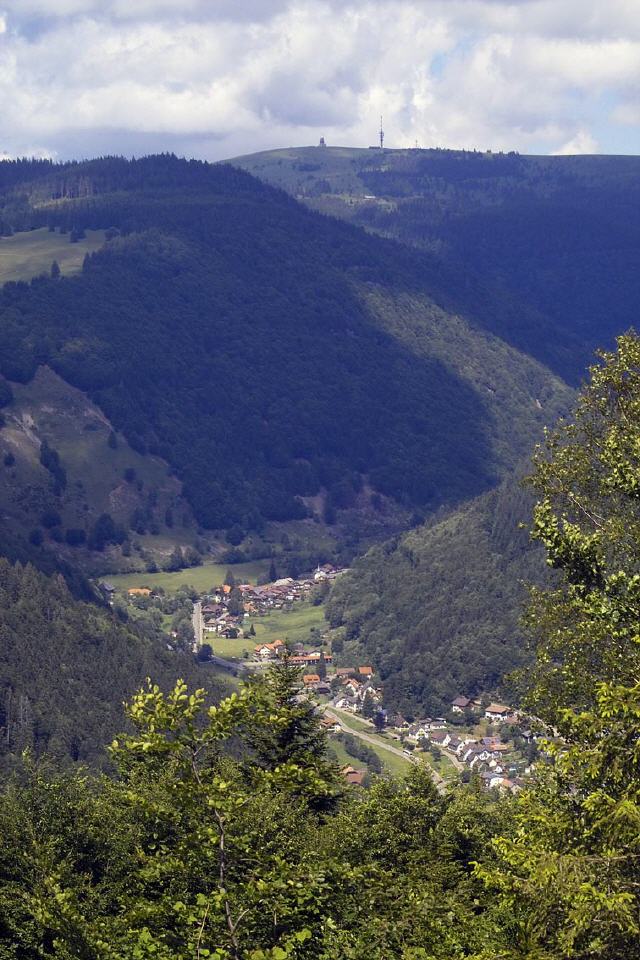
(367, 741, 412, 778)
(415, 748, 458, 780)
(209, 602, 326, 659)
(327, 728, 410, 779)
(0, 228, 106, 284)
(108, 560, 270, 594)
(336, 718, 413, 777)
(328, 710, 375, 734)
(252, 603, 325, 643)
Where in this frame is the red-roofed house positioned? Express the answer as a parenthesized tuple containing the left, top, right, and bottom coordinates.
(254, 640, 285, 660)
(342, 765, 365, 787)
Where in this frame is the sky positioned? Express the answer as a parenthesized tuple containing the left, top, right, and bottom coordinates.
(0, 0, 639, 161)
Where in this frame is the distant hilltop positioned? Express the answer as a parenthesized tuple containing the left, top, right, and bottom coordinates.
(227, 143, 637, 200)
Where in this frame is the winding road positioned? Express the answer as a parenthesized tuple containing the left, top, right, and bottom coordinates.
(325, 706, 447, 795)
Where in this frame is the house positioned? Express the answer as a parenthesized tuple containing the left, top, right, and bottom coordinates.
(99, 581, 116, 594)
(289, 651, 333, 667)
(451, 695, 471, 714)
(320, 715, 341, 732)
(302, 674, 321, 686)
(342, 765, 365, 787)
(480, 771, 505, 790)
(485, 703, 511, 722)
(127, 587, 152, 597)
(334, 696, 359, 713)
(335, 667, 356, 678)
(406, 721, 433, 744)
(460, 744, 480, 763)
(254, 640, 285, 660)
(389, 713, 409, 729)
(428, 730, 451, 747)
(481, 736, 501, 749)
(358, 666, 374, 678)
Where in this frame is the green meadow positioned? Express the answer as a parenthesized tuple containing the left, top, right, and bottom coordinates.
(209, 602, 327, 659)
(107, 560, 270, 594)
(0, 228, 106, 284)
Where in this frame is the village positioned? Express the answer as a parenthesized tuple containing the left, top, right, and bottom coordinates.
(317, 672, 539, 793)
(115, 564, 538, 793)
(198, 564, 344, 645)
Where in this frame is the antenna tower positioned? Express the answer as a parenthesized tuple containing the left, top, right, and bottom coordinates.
(379, 116, 384, 150)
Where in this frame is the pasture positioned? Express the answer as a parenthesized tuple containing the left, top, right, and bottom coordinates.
(0, 228, 105, 284)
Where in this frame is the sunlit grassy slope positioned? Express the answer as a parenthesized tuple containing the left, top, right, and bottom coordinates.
(210, 602, 327, 657)
(0, 228, 105, 283)
(0, 366, 191, 568)
(107, 560, 270, 593)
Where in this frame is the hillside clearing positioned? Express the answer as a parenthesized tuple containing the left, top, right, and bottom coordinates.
(107, 560, 270, 594)
(0, 228, 105, 284)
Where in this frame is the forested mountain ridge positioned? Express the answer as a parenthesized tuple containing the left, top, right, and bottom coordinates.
(327, 474, 546, 716)
(0, 154, 569, 543)
(232, 146, 640, 383)
(0, 558, 226, 769)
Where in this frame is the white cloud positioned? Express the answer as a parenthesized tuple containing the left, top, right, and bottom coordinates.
(553, 129, 599, 154)
(0, 0, 637, 160)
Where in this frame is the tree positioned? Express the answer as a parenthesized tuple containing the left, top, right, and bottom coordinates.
(269, 557, 278, 582)
(313, 578, 330, 605)
(183, 546, 201, 567)
(226, 524, 244, 546)
(317, 650, 327, 680)
(165, 545, 184, 572)
(50, 260, 60, 279)
(372, 710, 385, 733)
(65, 527, 86, 546)
(196, 642, 212, 661)
(361, 689, 375, 719)
(479, 334, 640, 959)
(244, 657, 341, 812)
(39, 439, 66, 492)
(28, 528, 43, 547)
(227, 586, 243, 617)
(88, 512, 123, 551)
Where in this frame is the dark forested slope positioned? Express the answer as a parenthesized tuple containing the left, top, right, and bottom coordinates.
(0, 558, 224, 768)
(233, 146, 640, 384)
(0, 155, 567, 536)
(326, 475, 545, 716)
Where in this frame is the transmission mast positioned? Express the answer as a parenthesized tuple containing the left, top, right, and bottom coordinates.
(379, 116, 384, 150)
